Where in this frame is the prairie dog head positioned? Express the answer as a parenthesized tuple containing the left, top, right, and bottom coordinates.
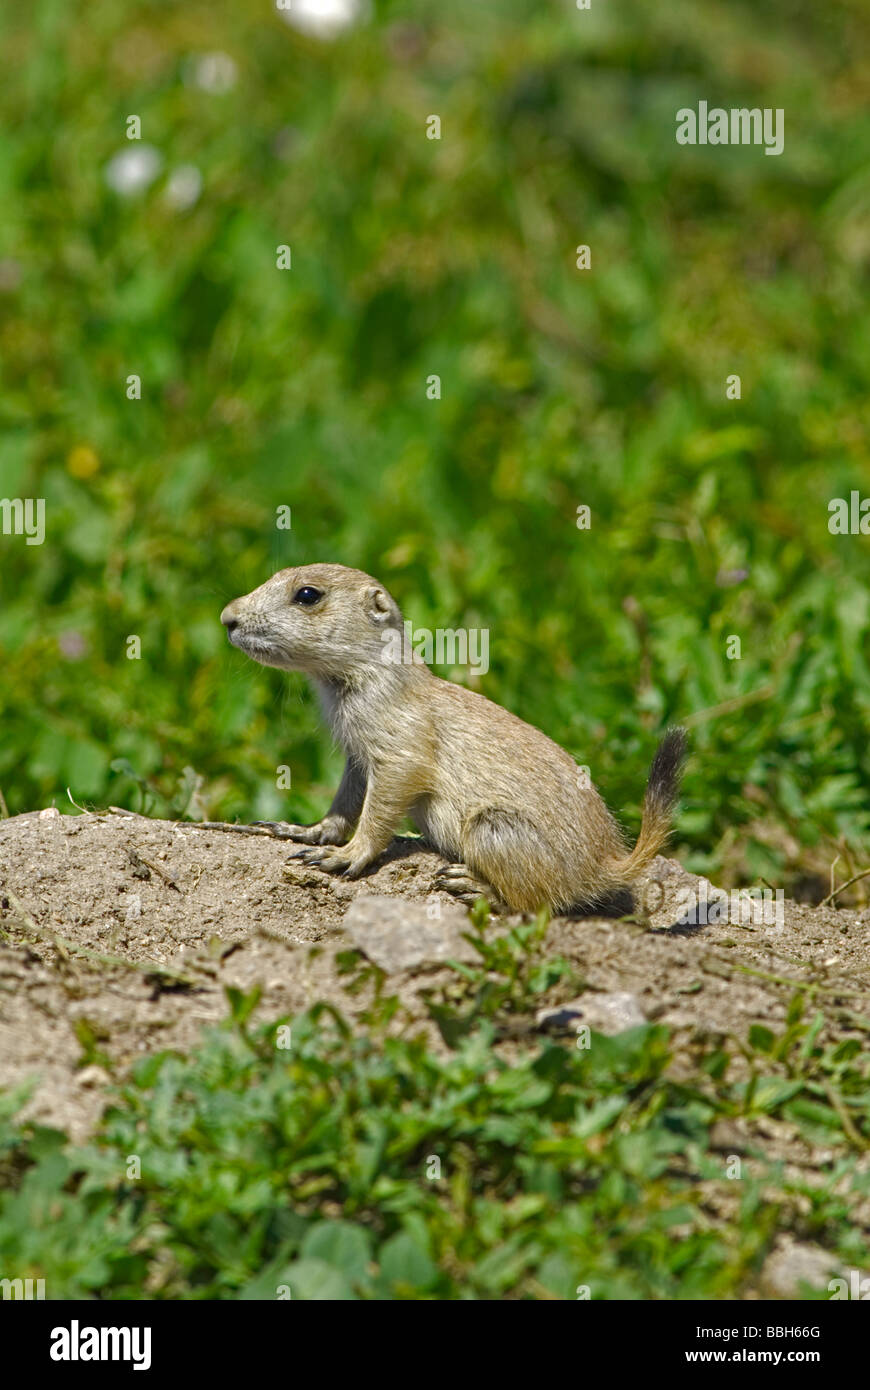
(220, 563, 403, 680)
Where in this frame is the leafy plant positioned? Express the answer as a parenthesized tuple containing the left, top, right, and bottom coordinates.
(0, 984, 867, 1299)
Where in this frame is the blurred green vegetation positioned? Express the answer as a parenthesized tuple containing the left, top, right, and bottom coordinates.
(1, 0, 869, 892)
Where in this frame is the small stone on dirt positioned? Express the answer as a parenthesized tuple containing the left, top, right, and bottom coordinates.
(344, 895, 478, 973)
(76, 1065, 112, 1089)
(760, 1237, 840, 1297)
(536, 991, 646, 1035)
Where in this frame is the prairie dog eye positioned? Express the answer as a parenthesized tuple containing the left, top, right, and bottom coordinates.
(293, 586, 323, 606)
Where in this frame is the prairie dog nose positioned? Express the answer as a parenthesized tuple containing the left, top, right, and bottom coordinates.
(221, 600, 240, 633)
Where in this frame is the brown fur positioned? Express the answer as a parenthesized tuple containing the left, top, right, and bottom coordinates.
(221, 564, 686, 914)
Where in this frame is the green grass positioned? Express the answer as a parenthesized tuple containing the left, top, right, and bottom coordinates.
(0, 0, 869, 893)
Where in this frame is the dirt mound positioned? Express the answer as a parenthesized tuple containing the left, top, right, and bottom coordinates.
(0, 810, 867, 1145)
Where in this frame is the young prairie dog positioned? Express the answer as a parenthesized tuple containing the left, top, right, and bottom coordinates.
(220, 563, 687, 914)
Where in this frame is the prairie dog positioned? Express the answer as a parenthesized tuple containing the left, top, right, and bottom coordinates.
(220, 563, 686, 914)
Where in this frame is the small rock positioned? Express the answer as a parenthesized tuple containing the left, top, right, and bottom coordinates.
(76, 1065, 111, 1089)
(344, 895, 478, 973)
(38, 807, 60, 819)
(634, 856, 717, 930)
(122, 893, 143, 924)
(760, 1238, 840, 1298)
(536, 991, 645, 1036)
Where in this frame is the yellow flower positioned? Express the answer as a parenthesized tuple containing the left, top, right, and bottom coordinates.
(67, 445, 100, 479)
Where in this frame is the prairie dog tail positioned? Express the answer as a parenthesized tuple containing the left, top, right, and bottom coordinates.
(611, 728, 687, 879)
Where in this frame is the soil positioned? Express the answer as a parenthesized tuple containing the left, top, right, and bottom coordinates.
(1, 808, 868, 1160)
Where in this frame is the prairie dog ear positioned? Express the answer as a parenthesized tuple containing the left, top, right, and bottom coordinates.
(365, 585, 394, 625)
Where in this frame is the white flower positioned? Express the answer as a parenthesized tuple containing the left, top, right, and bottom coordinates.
(104, 145, 162, 197)
(190, 52, 238, 93)
(164, 164, 203, 210)
(276, 0, 364, 41)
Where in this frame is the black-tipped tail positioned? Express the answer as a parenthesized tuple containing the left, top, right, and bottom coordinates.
(612, 727, 688, 877)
